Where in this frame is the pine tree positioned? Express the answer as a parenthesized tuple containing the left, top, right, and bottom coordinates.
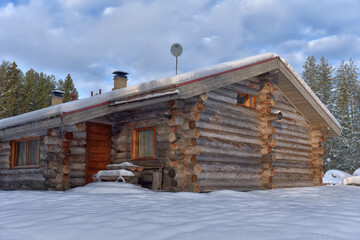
(32, 72, 56, 110)
(317, 57, 334, 107)
(0, 61, 22, 118)
(332, 59, 360, 171)
(20, 69, 38, 113)
(58, 74, 78, 103)
(302, 56, 319, 94)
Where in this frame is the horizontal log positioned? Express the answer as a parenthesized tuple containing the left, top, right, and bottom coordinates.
(70, 178, 86, 187)
(273, 127, 310, 140)
(0, 149, 10, 156)
(0, 155, 10, 163)
(273, 173, 313, 181)
(196, 154, 262, 165)
(205, 98, 259, 119)
(199, 112, 260, 132)
(272, 160, 311, 168)
(271, 108, 307, 122)
(69, 170, 85, 178)
(276, 140, 312, 151)
(272, 121, 311, 134)
(43, 169, 57, 178)
(69, 154, 85, 163)
(200, 161, 262, 173)
(44, 136, 61, 145)
(273, 180, 314, 188)
(70, 147, 86, 155)
(207, 91, 236, 105)
(73, 131, 87, 139)
(0, 142, 11, 150)
(225, 84, 260, 96)
(197, 121, 260, 138)
(0, 162, 10, 169)
(199, 129, 263, 146)
(199, 144, 262, 159)
(70, 162, 85, 171)
(272, 102, 297, 113)
(272, 147, 311, 158)
(274, 166, 313, 175)
(46, 145, 63, 153)
(157, 132, 177, 143)
(212, 87, 237, 98)
(198, 171, 262, 180)
(199, 179, 263, 188)
(273, 134, 312, 146)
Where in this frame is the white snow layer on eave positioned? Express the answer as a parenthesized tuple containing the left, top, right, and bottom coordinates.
(0, 53, 280, 130)
(279, 57, 341, 131)
(0, 78, 177, 129)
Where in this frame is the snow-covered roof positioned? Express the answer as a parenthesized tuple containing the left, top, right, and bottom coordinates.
(0, 53, 341, 138)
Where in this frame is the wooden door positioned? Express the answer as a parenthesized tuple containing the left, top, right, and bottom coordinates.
(86, 123, 112, 183)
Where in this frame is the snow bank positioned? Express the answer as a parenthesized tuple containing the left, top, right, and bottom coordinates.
(353, 168, 360, 176)
(69, 182, 150, 194)
(1, 186, 360, 240)
(322, 169, 351, 185)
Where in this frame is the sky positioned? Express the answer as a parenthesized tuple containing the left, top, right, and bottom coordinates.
(1, 0, 360, 99)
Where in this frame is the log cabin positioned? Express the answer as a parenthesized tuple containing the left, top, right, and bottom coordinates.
(0, 53, 341, 192)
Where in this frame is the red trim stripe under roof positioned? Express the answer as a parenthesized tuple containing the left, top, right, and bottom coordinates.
(176, 56, 279, 87)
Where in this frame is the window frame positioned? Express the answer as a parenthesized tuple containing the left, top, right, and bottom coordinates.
(236, 92, 256, 109)
(132, 127, 156, 161)
(10, 137, 40, 169)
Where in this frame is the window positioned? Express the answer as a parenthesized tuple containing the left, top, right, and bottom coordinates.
(237, 93, 256, 109)
(11, 137, 40, 168)
(132, 127, 156, 160)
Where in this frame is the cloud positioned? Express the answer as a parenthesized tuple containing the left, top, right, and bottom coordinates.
(1, 0, 360, 98)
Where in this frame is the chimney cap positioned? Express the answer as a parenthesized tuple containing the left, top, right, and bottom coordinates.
(112, 71, 129, 79)
(51, 90, 65, 97)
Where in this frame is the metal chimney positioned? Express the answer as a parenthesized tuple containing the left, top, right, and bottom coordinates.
(112, 71, 129, 90)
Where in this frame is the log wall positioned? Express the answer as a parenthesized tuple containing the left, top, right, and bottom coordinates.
(43, 122, 87, 190)
(108, 102, 173, 190)
(0, 138, 46, 190)
(194, 74, 325, 191)
(270, 88, 315, 188)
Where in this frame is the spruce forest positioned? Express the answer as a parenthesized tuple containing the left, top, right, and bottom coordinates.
(0, 57, 359, 172)
(0, 60, 78, 119)
(302, 56, 360, 172)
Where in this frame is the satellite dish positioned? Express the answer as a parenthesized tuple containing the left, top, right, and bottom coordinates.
(170, 43, 183, 74)
(171, 43, 183, 57)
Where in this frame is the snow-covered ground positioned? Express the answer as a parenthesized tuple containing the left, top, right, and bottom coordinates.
(1, 183, 360, 240)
